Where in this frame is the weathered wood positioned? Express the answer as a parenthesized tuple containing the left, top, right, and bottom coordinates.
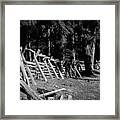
(25, 65, 37, 85)
(20, 59, 30, 87)
(22, 49, 47, 82)
(27, 64, 37, 68)
(34, 55, 48, 82)
(21, 52, 37, 85)
(48, 97, 54, 100)
(93, 69, 100, 74)
(81, 77, 99, 81)
(44, 59, 53, 79)
(70, 65, 76, 75)
(60, 95, 64, 100)
(55, 62, 64, 79)
(39, 62, 45, 66)
(74, 66, 82, 78)
(39, 88, 66, 97)
(91, 41, 95, 70)
(21, 52, 36, 66)
(37, 54, 47, 57)
(48, 59, 59, 79)
(20, 80, 43, 100)
(58, 68, 64, 79)
(21, 49, 63, 81)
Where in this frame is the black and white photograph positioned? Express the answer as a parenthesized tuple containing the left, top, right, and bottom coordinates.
(20, 20, 100, 100)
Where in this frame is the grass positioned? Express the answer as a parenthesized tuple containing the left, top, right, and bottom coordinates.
(20, 72, 100, 100)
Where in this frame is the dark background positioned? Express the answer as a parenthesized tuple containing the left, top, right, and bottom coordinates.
(20, 20, 100, 62)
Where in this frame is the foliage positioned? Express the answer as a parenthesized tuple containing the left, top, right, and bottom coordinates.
(20, 20, 100, 61)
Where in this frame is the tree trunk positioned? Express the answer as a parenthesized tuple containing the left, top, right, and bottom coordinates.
(91, 42, 95, 70)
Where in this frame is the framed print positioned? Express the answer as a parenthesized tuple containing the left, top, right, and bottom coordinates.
(0, 0, 119, 119)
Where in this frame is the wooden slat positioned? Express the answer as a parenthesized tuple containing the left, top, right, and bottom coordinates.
(27, 64, 37, 68)
(74, 66, 82, 78)
(48, 59, 59, 79)
(25, 61, 36, 66)
(25, 65, 37, 85)
(44, 59, 53, 79)
(20, 59, 30, 87)
(39, 88, 66, 97)
(20, 80, 43, 100)
(34, 55, 48, 82)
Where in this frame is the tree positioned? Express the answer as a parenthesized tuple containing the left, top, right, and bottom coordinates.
(20, 20, 100, 74)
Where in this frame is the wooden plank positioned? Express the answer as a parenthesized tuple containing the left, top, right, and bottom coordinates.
(34, 55, 48, 82)
(74, 66, 82, 78)
(20, 79, 43, 100)
(55, 63, 64, 79)
(48, 97, 54, 100)
(20, 59, 30, 87)
(27, 64, 37, 68)
(91, 38, 96, 70)
(25, 65, 37, 85)
(22, 49, 48, 82)
(60, 95, 64, 100)
(28, 70, 36, 73)
(25, 61, 36, 66)
(39, 62, 45, 66)
(39, 88, 66, 97)
(44, 59, 53, 79)
(70, 65, 76, 76)
(82, 77, 99, 81)
(48, 59, 59, 79)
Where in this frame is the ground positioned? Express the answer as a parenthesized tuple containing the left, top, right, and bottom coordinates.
(20, 73, 100, 100)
